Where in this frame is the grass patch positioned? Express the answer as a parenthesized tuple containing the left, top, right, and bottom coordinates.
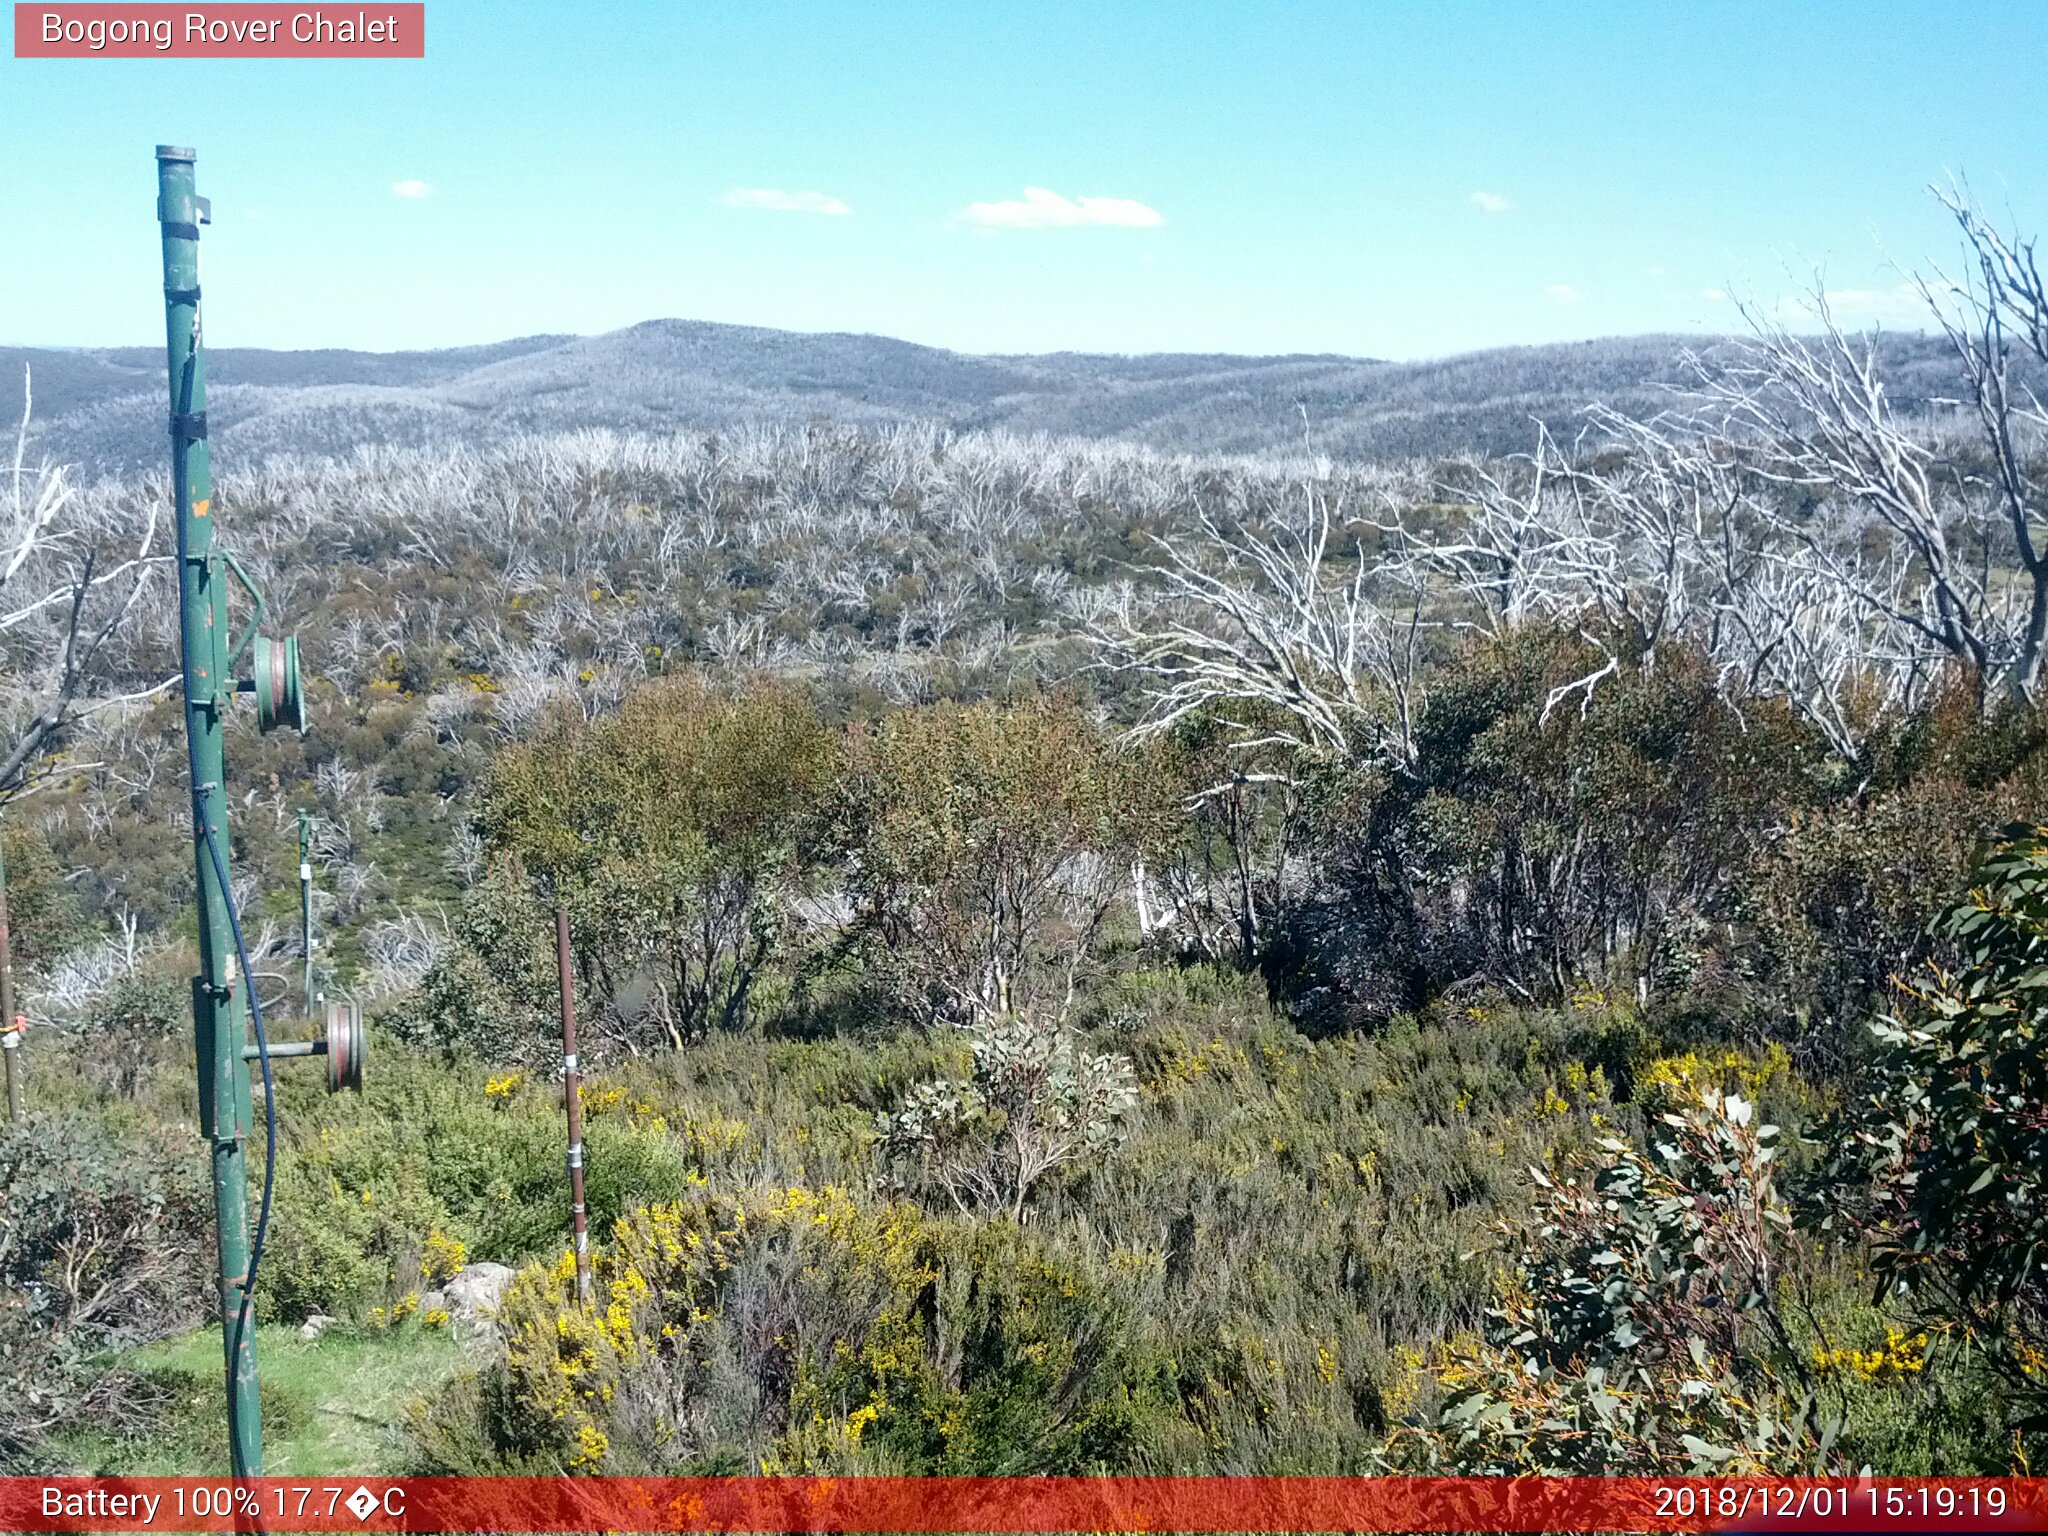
(52, 1322, 464, 1476)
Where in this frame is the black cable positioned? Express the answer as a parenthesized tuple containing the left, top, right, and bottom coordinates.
(202, 801, 277, 1482)
(172, 310, 276, 1482)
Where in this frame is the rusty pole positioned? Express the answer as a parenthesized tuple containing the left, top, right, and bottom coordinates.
(554, 903, 593, 1307)
(0, 829, 18, 1125)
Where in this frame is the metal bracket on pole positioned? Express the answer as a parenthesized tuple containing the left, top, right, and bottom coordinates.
(243, 1001, 363, 1093)
(218, 548, 266, 673)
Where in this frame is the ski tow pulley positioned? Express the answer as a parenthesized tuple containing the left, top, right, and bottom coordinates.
(325, 1000, 365, 1094)
(251, 633, 307, 734)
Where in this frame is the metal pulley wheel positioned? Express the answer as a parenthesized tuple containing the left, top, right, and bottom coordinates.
(324, 1000, 364, 1093)
(252, 633, 307, 734)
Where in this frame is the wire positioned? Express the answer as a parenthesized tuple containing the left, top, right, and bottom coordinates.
(172, 311, 276, 1482)
(202, 802, 276, 1482)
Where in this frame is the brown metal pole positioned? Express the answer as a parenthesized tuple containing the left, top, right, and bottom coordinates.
(1, 1025, 18, 1126)
(0, 834, 19, 1124)
(554, 903, 592, 1308)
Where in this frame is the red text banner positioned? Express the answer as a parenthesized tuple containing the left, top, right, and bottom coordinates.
(14, 4, 423, 57)
(2, 1476, 2044, 1533)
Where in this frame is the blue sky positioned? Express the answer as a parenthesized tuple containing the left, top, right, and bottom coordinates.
(5, 0, 2046, 359)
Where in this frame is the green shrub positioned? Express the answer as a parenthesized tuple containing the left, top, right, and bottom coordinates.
(82, 974, 186, 1098)
(0, 822, 87, 969)
(0, 1110, 209, 1467)
(836, 695, 1169, 1024)
(878, 1011, 1136, 1217)
(1817, 823, 2048, 1417)
(384, 859, 557, 1067)
(1743, 727, 2048, 1073)
(258, 1043, 695, 1320)
(1296, 629, 1823, 1025)
(479, 675, 838, 1048)
(1407, 1089, 1836, 1474)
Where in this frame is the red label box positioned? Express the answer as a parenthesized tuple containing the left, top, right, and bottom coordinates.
(2, 1476, 2046, 1534)
(14, 3, 424, 56)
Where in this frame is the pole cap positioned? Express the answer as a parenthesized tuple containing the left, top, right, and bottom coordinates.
(155, 145, 196, 162)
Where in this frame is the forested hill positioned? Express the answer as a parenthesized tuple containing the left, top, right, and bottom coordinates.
(4, 320, 1960, 471)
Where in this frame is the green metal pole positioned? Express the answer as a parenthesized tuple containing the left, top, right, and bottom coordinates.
(157, 144, 263, 1477)
(299, 810, 314, 1018)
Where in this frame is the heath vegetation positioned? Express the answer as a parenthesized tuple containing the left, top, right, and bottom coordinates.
(3, 185, 2048, 1477)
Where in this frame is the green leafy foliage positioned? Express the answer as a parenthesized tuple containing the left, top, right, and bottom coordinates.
(386, 859, 557, 1066)
(1138, 708, 1308, 968)
(260, 1045, 694, 1320)
(479, 676, 837, 1047)
(1301, 629, 1825, 1021)
(1743, 694, 2048, 1071)
(0, 822, 86, 970)
(878, 1011, 1137, 1217)
(82, 974, 186, 1098)
(1820, 823, 2048, 1410)
(837, 695, 1171, 1024)
(1411, 1090, 1835, 1474)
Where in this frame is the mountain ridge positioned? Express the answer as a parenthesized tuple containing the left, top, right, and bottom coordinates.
(2, 318, 1960, 471)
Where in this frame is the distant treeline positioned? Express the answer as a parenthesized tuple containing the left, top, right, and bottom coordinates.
(4, 321, 1991, 472)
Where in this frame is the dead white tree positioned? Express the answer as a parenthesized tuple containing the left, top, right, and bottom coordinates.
(1369, 420, 1739, 723)
(1375, 437, 1589, 642)
(1090, 485, 1426, 777)
(0, 370, 173, 799)
(1529, 412, 1933, 750)
(1683, 227, 2044, 709)
(1919, 182, 2048, 699)
(1354, 186, 2047, 753)
(1371, 430, 1650, 721)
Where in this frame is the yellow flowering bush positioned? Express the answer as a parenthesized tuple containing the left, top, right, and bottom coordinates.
(423, 1183, 1155, 1476)
(482, 1187, 933, 1471)
(1814, 1326, 1930, 1383)
(420, 1229, 468, 1283)
(1637, 1043, 1791, 1116)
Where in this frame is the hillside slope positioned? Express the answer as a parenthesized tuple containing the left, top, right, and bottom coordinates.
(5, 319, 1962, 471)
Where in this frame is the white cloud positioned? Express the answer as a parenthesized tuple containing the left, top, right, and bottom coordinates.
(721, 188, 852, 216)
(391, 179, 432, 200)
(1545, 283, 1586, 304)
(961, 187, 1164, 229)
(1817, 281, 1927, 325)
(1697, 278, 1932, 329)
(1469, 191, 1513, 214)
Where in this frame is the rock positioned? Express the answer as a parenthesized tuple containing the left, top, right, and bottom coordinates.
(440, 1261, 516, 1346)
(298, 1313, 337, 1342)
